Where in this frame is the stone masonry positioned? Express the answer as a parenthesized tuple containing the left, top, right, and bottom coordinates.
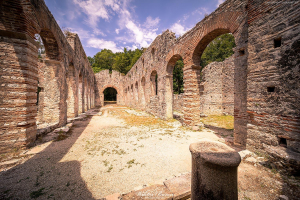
(0, 0, 95, 153)
(95, 70, 124, 106)
(0, 0, 299, 171)
(172, 56, 234, 116)
(93, 0, 300, 170)
(200, 56, 234, 115)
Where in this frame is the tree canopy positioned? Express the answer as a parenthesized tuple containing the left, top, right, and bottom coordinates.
(88, 48, 145, 74)
(173, 59, 184, 94)
(200, 33, 236, 67)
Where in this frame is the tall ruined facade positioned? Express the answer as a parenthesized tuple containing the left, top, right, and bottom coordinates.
(1, 0, 299, 170)
(0, 0, 96, 153)
(94, 0, 300, 170)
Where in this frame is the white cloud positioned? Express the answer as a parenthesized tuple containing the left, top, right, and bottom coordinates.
(65, 27, 91, 39)
(93, 28, 106, 36)
(217, 0, 225, 7)
(112, 1, 160, 48)
(74, 0, 161, 50)
(170, 23, 188, 36)
(87, 38, 123, 53)
(73, 0, 120, 27)
(144, 16, 160, 28)
(169, 7, 209, 37)
(123, 19, 159, 48)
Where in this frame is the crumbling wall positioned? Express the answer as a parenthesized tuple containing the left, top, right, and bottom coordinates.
(222, 56, 234, 115)
(121, 30, 177, 118)
(0, 0, 96, 153)
(200, 56, 234, 115)
(173, 94, 184, 113)
(95, 70, 124, 106)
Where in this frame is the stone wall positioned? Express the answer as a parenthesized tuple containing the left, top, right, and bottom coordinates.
(93, 0, 300, 170)
(95, 70, 125, 106)
(1, 0, 299, 170)
(200, 56, 234, 115)
(173, 94, 184, 113)
(0, 0, 96, 153)
(246, 1, 300, 163)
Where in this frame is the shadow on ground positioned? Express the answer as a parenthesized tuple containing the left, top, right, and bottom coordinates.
(0, 115, 96, 200)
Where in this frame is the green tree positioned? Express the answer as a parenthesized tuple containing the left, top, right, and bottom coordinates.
(173, 59, 184, 94)
(92, 49, 115, 73)
(88, 56, 94, 66)
(200, 33, 236, 67)
(90, 47, 144, 74)
(113, 48, 131, 74)
(128, 49, 143, 69)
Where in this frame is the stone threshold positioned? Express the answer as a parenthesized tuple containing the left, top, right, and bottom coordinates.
(104, 173, 191, 200)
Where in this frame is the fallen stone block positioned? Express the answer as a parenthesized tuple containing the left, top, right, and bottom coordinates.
(164, 173, 191, 200)
(245, 157, 257, 163)
(122, 184, 173, 200)
(105, 193, 121, 200)
(238, 149, 253, 160)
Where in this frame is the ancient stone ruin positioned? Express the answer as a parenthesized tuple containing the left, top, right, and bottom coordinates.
(1, 0, 299, 178)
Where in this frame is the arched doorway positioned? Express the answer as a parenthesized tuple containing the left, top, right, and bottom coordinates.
(103, 87, 118, 105)
(191, 28, 247, 146)
(35, 31, 62, 127)
(166, 54, 184, 119)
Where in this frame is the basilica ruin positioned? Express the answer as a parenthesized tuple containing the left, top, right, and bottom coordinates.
(1, 0, 300, 186)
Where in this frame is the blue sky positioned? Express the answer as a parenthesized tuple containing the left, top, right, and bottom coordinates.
(44, 0, 225, 57)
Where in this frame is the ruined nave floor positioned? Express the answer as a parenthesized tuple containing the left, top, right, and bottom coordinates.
(0, 105, 299, 199)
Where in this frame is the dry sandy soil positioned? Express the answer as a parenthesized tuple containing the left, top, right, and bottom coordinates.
(0, 105, 299, 200)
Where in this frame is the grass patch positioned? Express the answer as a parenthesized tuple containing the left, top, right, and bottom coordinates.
(115, 110, 171, 128)
(127, 159, 136, 165)
(112, 149, 126, 155)
(107, 165, 113, 172)
(103, 160, 109, 167)
(200, 115, 234, 129)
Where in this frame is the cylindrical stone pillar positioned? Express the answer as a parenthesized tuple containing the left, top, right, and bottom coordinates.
(189, 140, 241, 200)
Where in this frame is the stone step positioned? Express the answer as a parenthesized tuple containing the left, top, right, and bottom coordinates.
(105, 173, 191, 200)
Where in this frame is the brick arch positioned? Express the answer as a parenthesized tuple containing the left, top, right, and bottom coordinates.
(188, 10, 242, 66)
(166, 10, 243, 66)
(36, 28, 60, 60)
(192, 28, 231, 65)
(166, 54, 183, 75)
(66, 64, 76, 118)
(165, 54, 184, 119)
(0, 0, 96, 152)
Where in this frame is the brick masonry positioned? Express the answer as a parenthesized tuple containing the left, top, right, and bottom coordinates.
(93, 0, 300, 170)
(200, 56, 234, 115)
(0, 0, 95, 153)
(0, 0, 299, 170)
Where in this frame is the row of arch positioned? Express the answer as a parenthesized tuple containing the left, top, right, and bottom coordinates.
(0, 0, 96, 151)
(118, 0, 249, 146)
(36, 48, 96, 130)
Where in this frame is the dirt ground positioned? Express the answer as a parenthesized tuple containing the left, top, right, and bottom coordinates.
(0, 105, 299, 200)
